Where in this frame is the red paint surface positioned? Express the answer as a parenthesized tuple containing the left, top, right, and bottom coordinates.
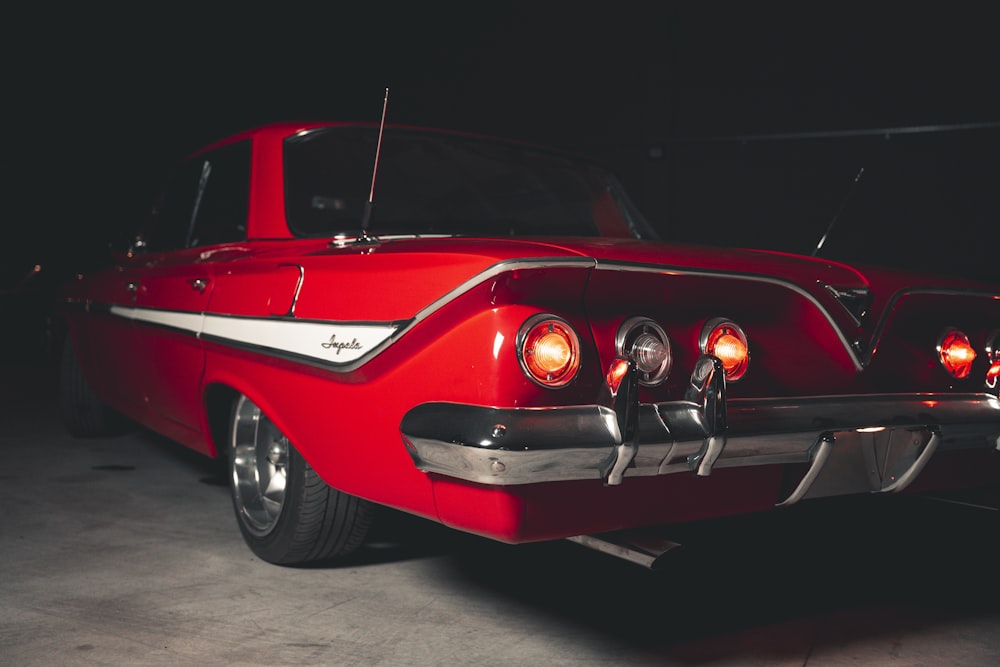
(60, 122, 1000, 543)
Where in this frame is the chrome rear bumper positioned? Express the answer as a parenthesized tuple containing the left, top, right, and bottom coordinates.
(400, 356, 1000, 505)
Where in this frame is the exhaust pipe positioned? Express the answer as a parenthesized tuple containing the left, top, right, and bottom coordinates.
(567, 531, 682, 569)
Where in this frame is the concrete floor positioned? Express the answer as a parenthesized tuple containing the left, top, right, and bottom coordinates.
(3, 359, 1000, 666)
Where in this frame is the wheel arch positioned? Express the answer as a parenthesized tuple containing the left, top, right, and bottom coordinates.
(203, 383, 241, 459)
(201, 378, 309, 464)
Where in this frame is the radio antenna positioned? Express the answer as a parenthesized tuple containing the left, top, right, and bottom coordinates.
(358, 87, 389, 242)
(812, 166, 864, 256)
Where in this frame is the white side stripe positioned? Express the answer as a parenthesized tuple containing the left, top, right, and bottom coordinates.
(110, 306, 398, 366)
(110, 306, 205, 334)
(202, 317, 397, 365)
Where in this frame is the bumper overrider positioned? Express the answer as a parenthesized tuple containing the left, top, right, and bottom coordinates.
(401, 355, 1000, 506)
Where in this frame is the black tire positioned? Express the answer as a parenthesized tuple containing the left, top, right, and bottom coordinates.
(228, 394, 373, 565)
(59, 336, 116, 437)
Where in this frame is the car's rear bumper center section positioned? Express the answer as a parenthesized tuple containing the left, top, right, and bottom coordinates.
(400, 363, 1000, 506)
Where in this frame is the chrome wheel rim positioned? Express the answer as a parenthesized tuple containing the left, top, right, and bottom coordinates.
(231, 396, 288, 537)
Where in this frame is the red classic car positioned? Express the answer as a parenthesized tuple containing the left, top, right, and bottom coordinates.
(59, 121, 1000, 568)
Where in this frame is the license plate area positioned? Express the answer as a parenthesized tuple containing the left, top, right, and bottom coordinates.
(797, 426, 938, 501)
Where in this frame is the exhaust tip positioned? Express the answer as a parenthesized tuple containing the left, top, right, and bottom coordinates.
(567, 531, 683, 570)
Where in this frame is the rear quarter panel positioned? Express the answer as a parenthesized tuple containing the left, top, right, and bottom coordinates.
(200, 253, 601, 517)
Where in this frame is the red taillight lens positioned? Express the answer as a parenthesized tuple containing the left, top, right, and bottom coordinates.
(518, 315, 581, 388)
(701, 319, 749, 381)
(938, 329, 976, 379)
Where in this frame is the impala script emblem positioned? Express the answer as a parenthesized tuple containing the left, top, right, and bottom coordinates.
(321, 334, 363, 355)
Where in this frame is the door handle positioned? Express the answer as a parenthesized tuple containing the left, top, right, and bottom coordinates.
(189, 278, 210, 292)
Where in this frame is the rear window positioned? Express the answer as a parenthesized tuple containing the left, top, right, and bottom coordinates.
(283, 127, 652, 239)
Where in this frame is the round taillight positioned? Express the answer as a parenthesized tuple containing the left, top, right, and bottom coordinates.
(518, 315, 581, 388)
(615, 317, 671, 386)
(937, 329, 976, 379)
(700, 318, 749, 382)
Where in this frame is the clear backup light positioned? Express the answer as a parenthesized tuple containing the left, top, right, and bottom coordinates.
(517, 314, 581, 388)
(937, 328, 976, 380)
(615, 317, 672, 386)
(986, 330, 1000, 389)
(700, 318, 749, 382)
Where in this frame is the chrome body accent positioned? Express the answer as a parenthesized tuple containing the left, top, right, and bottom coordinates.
(821, 283, 872, 325)
(93, 258, 1000, 376)
(601, 262, 866, 371)
(776, 428, 939, 506)
(683, 355, 728, 476)
(285, 263, 305, 316)
(330, 233, 456, 247)
(600, 359, 639, 485)
(401, 382, 1000, 504)
(776, 435, 834, 506)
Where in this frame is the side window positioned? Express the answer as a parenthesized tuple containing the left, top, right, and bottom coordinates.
(188, 141, 251, 247)
(145, 140, 251, 252)
(146, 160, 202, 252)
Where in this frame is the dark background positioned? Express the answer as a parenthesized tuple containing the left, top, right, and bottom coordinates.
(3, 3, 999, 290)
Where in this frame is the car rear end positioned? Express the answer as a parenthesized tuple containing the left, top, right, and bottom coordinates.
(400, 241, 1000, 543)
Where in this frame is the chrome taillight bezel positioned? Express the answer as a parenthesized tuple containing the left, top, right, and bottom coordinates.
(936, 328, 976, 380)
(615, 317, 672, 387)
(516, 313, 581, 388)
(699, 317, 749, 382)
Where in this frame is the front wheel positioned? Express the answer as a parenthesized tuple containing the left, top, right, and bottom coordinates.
(228, 394, 373, 565)
(59, 336, 119, 437)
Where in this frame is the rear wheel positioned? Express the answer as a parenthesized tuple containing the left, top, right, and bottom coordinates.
(228, 394, 373, 564)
